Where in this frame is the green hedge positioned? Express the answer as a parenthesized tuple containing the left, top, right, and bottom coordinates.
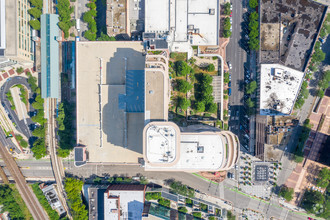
(31, 183, 60, 220)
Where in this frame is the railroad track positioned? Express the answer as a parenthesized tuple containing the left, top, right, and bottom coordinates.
(48, 98, 71, 218)
(0, 135, 49, 220)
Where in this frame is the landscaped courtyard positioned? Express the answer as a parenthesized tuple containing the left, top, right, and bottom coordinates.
(168, 52, 223, 127)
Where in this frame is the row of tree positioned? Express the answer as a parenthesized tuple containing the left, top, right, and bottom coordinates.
(223, 17, 232, 38)
(319, 14, 330, 38)
(57, 101, 75, 158)
(317, 70, 330, 98)
(27, 72, 48, 159)
(57, 0, 75, 39)
(31, 183, 61, 219)
(295, 79, 309, 109)
(28, 0, 43, 30)
(248, 11, 260, 50)
(64, 178, 88, 220)
(83, 1, 98, 41)
(293, 119, 311, 163)
(194, 74, 217, 113)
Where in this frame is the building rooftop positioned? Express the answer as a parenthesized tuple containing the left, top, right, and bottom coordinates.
(41, 14, 60, 99)
(144, 0, 219, 51)
(104, 185, 146, 220)
(0, 0, 5, 50)
(143, 121, 238, 171)
(260, 0, 327, 71)
(106, 0, 127, 37)
(40, 184, 66, 216)
(259, 64, 304, 115)
(76, 42, 145, 163)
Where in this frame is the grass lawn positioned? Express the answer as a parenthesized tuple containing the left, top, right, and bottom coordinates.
(9, 184, 33, 220)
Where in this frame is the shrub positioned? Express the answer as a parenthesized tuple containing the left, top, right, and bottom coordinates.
(158, 198, 171, 208)
(193, 212, 202, 219)
(178, 206, 188, 213)
(145, 192, 161, 201)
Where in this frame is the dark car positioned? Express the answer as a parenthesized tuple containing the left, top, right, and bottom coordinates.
(8, 114, 12, 120)
(228, 81, 231, 87)
(1, 102, 5, 107)
(228, 88, 232, 96)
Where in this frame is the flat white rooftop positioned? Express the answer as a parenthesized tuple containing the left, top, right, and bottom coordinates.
(145, 0, 169, 33)
(104, 187, 145, 220)
(144, 122, 225, 171)
(259, 64, 304, 115)
(145, 0, 218, 46)
(145, 125, 177, 163)
(178, 134, 224, 169)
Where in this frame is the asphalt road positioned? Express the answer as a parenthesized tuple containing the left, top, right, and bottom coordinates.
(0, 160, 308, 220)
(225, 0, 249, 151)
(1, 76, 35, 140)
(0, 129, 48, 220)
(76, 0, 89, 40)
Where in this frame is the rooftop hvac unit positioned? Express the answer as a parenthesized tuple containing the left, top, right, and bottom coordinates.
(209, 9, 215, 15)
(188, 24, 194, 30)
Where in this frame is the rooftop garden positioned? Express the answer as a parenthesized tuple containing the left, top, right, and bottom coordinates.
(169, 53, 219, 125)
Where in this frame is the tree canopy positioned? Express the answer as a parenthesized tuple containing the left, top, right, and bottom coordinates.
(279, 186, 294, 201)
(246, 80, 257, 94)
(317, 168, 330, 188)
(249, 0, 258, 8)
(175, 79, 193, 93)
(223, 3, 231, 16)
(0, 185, 25, 219)
(177, 97, 190, 111)
(175, 61, 192, 76)
(207, 64, 215, 72)
(64, 178, 88, 220)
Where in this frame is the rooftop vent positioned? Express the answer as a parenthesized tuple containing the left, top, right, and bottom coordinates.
(209, 9, 215, 15)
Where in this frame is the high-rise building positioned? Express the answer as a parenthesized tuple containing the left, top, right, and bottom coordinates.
(0, 0, 35, 67)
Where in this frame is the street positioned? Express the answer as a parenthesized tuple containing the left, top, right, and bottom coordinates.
(0, 159, 309, 220)
(225, 0, 250, 153)
(0, 76, 35, 140)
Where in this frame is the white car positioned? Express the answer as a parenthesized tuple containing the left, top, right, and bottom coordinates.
(230, 17, 233, 23)
(230, 4, 233, 11)
(227, 61, 232, 69)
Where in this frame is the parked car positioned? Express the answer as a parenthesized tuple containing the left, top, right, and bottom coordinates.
(230, 4, 233, 10)
(228, 81, 231, 87)
(228, 88, 232, 96)
(227, 61, 232, 70)
(319, 38, 324, 43)
(1, 102, 5, 107)
(229, 74, 232, 80)
(8, 114, 12, 120)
